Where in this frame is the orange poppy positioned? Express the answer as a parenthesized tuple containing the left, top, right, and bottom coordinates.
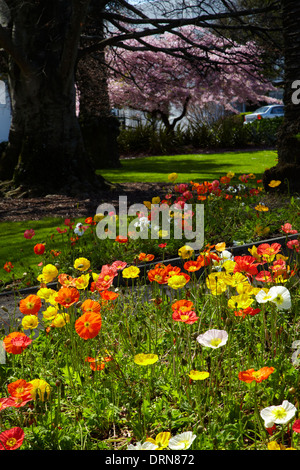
(81, 299, 101, 315)
(75, 312, 102, 340)
(172, 299, 194, 312)
(55, 287, 80, 308)
(34, 243, 46, 255)
(3, 261, 14, 272)
(85, 217, 96, 225)
(99, 290, 119, 301)
(138, 253, 155, 262)
(115, 235, 128, 243)
(197, 252, 219, 267)
(19, 294, 42, 315)
(58, 273, 77, 287)
(85, 356, 106, 371)
(238, 366, 275, 383)
(85, 355, 112, 371)
(184, 260, 202, 272)
(7, 379, 33, 400)
(164, 264, 182, 277)
(3, 332, 32, 354)
(148, 266, 169, 284)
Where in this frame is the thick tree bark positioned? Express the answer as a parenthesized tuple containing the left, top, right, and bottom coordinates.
(263, 0, 300, 193)
(76, 1, 121, 170)
(0, 1, 109, 195)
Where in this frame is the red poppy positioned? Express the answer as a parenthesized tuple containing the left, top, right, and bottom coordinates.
(233, 255, 259, 276)
(255, 270, 272, 283)
(287, 239, 300, 252)
(281, 223, 297, 234)
(234, 307, 261, 318)
(4, 395, 33, 408)
(34, 243, 46, 255)
(158, 243, 167, 249)
(111, 260, 127, 271)
(257, 243, 281, 259)
(24, 229, 35, 239)
(292, 419, 300, 433)
(19, 294, 42, 315)
(64, 218, 73, 227)
(172, 310, 199, 324)
(55, 287, 80, 308)
(0, 427, 25, 450)
(75, 312, 102, 340)
(85, 217, 96, 225)
(3, 332, 32, 354)
(0, 397, 14, 412)
(3, 261, 14, 272)
(56, 227, 67, 234)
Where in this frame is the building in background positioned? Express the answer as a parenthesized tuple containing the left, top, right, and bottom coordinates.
(0, 79, 11, 143)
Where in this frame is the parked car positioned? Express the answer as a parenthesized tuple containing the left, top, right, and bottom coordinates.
(243, 104, 284, 124)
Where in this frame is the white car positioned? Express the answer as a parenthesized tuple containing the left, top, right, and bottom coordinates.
(243, 104, 284, 124)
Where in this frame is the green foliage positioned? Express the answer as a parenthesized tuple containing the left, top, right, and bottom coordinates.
(117, 115, 283, 156)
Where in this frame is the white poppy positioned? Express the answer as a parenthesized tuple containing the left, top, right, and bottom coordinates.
(260, 400, 297, 428)
(255, 288, 275, 304)
(291, 349, 300, 366)
(196, 329, 228, 349)
(168, 431, 196, 450)
(212, 250, 234, 269)
(268, 285, 291, 310)
(127, 441, 158, 450)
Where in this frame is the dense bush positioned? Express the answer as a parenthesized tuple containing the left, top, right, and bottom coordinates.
(117, 115, 284, 155)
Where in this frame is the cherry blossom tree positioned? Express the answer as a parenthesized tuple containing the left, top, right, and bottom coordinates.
(0, 1, 281, 194)
(108, 27, 278, 132)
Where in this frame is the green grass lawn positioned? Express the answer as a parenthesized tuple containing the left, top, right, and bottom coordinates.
(0, 217, 84, 288)
(1, 150, 278, 289)
(97, 150, 278, 183)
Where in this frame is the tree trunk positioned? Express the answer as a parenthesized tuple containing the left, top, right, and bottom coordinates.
(76, 1, 121, 170)
(0, 1, 109, 196)
(263, 0, 300, 193)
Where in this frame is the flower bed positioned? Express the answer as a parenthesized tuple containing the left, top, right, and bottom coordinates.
(1, 172, 300, 450)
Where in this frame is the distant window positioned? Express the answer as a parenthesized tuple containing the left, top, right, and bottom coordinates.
(0, 81, 6, 105)
(255, 106, 269, 114)
(271, 106, 284, 114)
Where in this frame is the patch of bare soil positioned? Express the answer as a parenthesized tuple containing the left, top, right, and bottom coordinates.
(0, 182, 172, 222)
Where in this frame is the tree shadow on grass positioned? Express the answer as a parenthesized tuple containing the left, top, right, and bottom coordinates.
(97, 153, 273, 183)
